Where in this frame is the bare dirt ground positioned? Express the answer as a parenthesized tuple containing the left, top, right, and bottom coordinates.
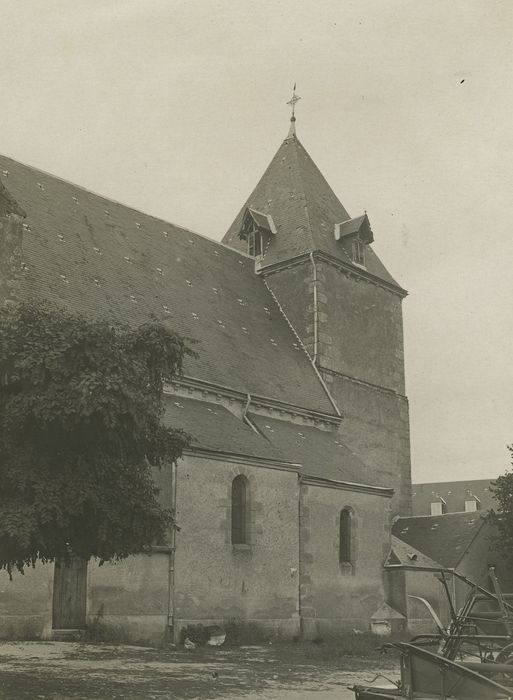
(0, 641, 399, 699)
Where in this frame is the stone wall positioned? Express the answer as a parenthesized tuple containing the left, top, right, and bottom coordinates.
(173, 455, 301, 639)
(317, 262, 405, 392)
(299, 482, 391, 639)
(0, 555, 171, 644)
(0, 563, 54, 639)
(87, 554, 171, 644)
(328, 375, 412, 515)
(0, 453, 400, 645)
(265, 258, 412, 516)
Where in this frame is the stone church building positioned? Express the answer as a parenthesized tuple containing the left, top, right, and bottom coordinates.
(0, 116, 411, 643)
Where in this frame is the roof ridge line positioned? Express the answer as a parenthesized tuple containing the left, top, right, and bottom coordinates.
(228, 139, 289, 224)
(0, 153, 253, 261)
(396, 512, 485, 520)
(291, 138, 353, 257)
(289, 137, 316, 253)
(413, 478, 498, 485)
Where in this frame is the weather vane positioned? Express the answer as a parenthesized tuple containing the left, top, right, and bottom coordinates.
(287, 83, 301, 121)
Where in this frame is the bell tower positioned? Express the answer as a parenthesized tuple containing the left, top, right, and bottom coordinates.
(223, 100, 412, 515)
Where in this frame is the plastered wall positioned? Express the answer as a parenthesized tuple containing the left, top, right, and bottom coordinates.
(173, 455, 301, 638)
(299, 482, 391, 639)
(328, 375, 412, 515)
(266, 260, 412, 516)
(0, 563, 54, 639)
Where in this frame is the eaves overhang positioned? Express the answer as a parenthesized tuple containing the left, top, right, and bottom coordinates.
(183, 446, 301, 472)
(301, 474, 394, 498)
(259, 250, 408, 298)
(165, 376, 342, 427)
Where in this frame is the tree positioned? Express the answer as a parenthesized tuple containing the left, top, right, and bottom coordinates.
(490, 446, 513, 562)
(0, 302, 193, 576)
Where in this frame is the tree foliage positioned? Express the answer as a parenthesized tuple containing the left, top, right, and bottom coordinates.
(0, 302, 193, 575)
(490, 445, 513, 561)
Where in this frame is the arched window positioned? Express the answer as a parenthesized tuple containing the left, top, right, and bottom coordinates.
(339, 508, 352, 564)
(231, 475, 248, 544)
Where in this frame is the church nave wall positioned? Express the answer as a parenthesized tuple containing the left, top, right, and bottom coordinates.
(299, 482, 392, 639)
(173, 456, 301, 639)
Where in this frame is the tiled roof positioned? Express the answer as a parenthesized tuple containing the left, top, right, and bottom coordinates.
(162, 396, 289, 463)
(412, 479, 496, 516)
(164, 397, 384, 491)
(386, 535, 442, 569)
(249, 413, 384, 487)
(0, 155, 336, 415)
(222, 134, 403, 290)
(392, 512, 487, 569)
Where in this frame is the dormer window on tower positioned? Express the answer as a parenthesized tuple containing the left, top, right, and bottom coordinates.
(239, 208, 276, 260)
(334, 213, 374, 269)
(248, 229, 261, 258)
(352, 239, 365, 266)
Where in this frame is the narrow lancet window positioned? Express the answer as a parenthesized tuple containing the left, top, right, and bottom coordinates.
(339, 508, 352, 564)
(231, 475, 248, 544)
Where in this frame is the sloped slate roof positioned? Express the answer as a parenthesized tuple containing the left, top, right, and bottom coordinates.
(223, 134, 402, 290)
(162, 396, 289, 463)
(392, 512, 487, 569)
(412, 479, 496, 516)
(386, 535, 442, 569)
(249, 413, 384, 487)
(164, 397, 385, 490)
(0, 155, 335, 415)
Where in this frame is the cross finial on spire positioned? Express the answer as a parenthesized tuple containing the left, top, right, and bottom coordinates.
(286, 83, 301, 138)
(287, 83, 301, 119)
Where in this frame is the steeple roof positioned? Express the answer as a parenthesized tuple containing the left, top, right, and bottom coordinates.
(223, 131, 404, 292)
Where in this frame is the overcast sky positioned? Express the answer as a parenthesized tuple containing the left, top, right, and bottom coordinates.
(1, 0, 512, 483)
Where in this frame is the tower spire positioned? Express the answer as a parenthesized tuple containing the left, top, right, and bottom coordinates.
(286, 83, 301, 138)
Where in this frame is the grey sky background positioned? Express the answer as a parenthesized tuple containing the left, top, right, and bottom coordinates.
(1, 0, 512, 483)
